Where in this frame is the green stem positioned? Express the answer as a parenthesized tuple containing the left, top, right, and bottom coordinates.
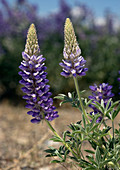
(45, 120, 78, 158)
(73, 77, 90, 123)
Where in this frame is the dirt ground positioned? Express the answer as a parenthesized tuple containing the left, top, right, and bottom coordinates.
(0, 101, 119, 170)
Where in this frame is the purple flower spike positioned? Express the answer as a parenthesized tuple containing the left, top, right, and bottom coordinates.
(60, 18, 88, 78)
(89, 83, 114, 122)
(19, 24, 59, 123)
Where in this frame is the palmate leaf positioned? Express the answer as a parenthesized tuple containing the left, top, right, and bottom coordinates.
(54, 92, 88, 109)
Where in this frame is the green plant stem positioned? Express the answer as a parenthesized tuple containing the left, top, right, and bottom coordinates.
(73, 77, 90, 123)
(45, 120, 78, 159)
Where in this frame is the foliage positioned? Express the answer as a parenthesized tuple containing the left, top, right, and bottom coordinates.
(45, 92, 120, 169)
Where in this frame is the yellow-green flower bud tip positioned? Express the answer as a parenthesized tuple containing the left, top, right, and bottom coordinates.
(64, 18, 81, 59)
(25, 23, 40, 56)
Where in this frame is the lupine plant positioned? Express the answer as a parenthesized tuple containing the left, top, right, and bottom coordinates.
(19, 18, 120, 169)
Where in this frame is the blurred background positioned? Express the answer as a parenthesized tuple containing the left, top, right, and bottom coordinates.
(0, 0, 120, 104)
(0, 0, 120, 169)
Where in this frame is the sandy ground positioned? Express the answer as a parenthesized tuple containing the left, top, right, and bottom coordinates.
(0, 101, 119, 170)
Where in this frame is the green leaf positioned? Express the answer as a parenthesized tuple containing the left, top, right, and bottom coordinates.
(55, 150, 64, 160)
(112, 105, 120, 120)
(91, 102, 104, 113)
(116, 156, 120, 162)
(85, 150, 95, 154)
(105, 98, 112, 111)
(106, 100, 120, 115)
(54, 94, 66, 99)
(89, 140, 97, 150)
(59, 100, 68, 106)
(102, 159, 114, 166)
(101, 99, 104, 108)
(111, 100, 120, 107)
(102, 126, 111, 133)
(44, 148, 56, 153)
(95, 146, 101, 165)
(89, 124, 99, 132)
(45, 154, 53, 157)
(86, 155, 97, 165)
(50, 160, 62, 163)
(50, 136, 63, 143)
(86, 99, 92, 106)
(106, 111, 112, 119)
(84, 149, 95, 154)
(89, 116, 95, 129)
(116, 145, 120, 150)
(85, 168, 96, 170)
(72, 130, 82, 134)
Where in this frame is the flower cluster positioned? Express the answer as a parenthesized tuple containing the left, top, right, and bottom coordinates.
(89, 83, 114, 122)
(19, 24, 58, 123)
(118, 71, 120, 95)
(59, 18, 88, 78)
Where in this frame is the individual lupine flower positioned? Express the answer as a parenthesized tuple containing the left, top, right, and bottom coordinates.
(118, 70, 120, 95)
(89, 83, 114, 123)
(59, 18, 88, 78)
(19, 24, 58, 123)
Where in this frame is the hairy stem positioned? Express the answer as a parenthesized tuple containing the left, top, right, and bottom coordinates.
(73, 77, 90, 123)
(45, 120, 78, 159)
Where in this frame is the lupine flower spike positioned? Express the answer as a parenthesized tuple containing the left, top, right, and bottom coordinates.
(19, 24, 58, 123)
(59, 18, 88, 78)
(89, 83, 114, 122)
